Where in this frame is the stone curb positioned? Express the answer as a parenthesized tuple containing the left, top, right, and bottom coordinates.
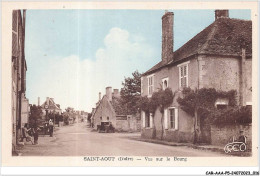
(131, 137, 251, 156)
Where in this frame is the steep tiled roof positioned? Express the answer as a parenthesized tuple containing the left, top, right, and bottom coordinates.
(143, 18, 252, 76)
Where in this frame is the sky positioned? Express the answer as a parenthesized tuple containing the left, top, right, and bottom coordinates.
(25, 9, 251, 112)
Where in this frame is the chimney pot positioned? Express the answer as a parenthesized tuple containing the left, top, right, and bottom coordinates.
(215, 10, 229, 20)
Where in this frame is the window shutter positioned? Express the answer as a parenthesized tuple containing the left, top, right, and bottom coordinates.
(164, 108, 168, 129)
(142, 111, 145, 128)
(175, 108, 178, 130)
(149, 113, 153, 128)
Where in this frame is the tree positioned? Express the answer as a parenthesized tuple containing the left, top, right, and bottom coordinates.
(139, 88, 174, 139)
(29, 105, 43, 127)
(150, 88, 174, 139)
(120, 70, 142, 114)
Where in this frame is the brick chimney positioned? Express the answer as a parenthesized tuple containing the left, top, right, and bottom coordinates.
(215, 10, 229, 20)
(46, 97, 50, 105)
(38, 97, 40, 106)
(113, 89, 120, 97)
(162, 11, 174, 64)
(99, 92, 101, 101)
(106, 87, 112, 101)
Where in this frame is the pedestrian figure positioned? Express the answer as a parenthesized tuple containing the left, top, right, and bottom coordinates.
(32, 124, 40, 145)
(44, 121, 49, 135)
(49, 119, 54, 137)
(22, 123, 33, 144)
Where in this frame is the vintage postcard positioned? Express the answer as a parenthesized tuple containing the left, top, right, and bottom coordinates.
(1, 1, 259, 172)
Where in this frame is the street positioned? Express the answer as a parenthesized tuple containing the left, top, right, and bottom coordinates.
(19, 122, 227, 156)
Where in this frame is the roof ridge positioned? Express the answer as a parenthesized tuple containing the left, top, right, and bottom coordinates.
(198, 21, 218, 54)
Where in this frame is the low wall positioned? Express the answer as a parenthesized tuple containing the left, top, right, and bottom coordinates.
(141, 128, 154, 139)
(142, 128, 193, 143)
(164, 130, 193, 143)
(211, 124, 252, 150)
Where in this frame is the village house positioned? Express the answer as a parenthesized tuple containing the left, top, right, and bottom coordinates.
(39, 97, 62, 119)
(141, 10, 252, 146)
(11, 10, 27, 151)
(91, 87, 141, 132)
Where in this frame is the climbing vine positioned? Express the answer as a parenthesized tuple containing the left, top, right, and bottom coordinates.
(177, 87, 251, 126)
(139, 88, 174, 114)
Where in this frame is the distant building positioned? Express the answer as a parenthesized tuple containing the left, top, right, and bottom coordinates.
(11, 10, 27, 151)
(40, 97, 62, 119)
(91, 87, 141, 132)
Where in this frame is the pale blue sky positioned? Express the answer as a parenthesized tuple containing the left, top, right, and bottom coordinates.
(25, 10, 250, 112)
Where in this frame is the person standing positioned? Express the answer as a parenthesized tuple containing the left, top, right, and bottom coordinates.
(49, 119, 54, 137)
(32, 124, 39, 145)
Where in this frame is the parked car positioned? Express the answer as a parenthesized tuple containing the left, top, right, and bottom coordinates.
(97, 122, 115, 133)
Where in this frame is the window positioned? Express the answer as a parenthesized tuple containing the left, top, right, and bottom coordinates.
(178, 61, 189, 88)
(145, 112, 150, 128)
(147, 74, 154, 97)
(180, 65, 187, 88)
(168, 107, 178, 130)
(107, 116, 109, 121)
(215, 98, 229, 110)
(162, 77, 169, 90)
(100, 117, 102, 120)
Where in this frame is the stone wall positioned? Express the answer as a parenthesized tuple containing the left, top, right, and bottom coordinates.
(211, 124, 252, 150)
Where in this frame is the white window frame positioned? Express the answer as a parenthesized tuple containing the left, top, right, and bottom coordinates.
(142, 111, 152, 128)
(147, 74, 155, 97)
(142, 111, 146, 128)
(162, 77, 169, 90)
(168, 107, 178, 130)
(164, 108, 168, 129)
(177, 61, 190, 88)
(149, 113, 153, 128)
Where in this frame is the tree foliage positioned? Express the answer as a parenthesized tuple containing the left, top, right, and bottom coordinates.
(120, 70, 142, 114)
(29, 105, 43, 126)
(177, 87, 251, 126)
(139, 88, 174, 114)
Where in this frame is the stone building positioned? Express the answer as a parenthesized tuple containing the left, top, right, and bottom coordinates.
(11, 10, 27, 151)
(21, 97, 30, 127)
(40, 97, 62, 119)
(141, 10, 252, 145)
(91, 87, 141, 132)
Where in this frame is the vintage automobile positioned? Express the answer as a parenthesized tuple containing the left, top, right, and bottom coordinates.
(97, 122, 115, 133)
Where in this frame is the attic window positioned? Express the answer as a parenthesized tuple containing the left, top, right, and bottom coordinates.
(227, 36, 232, 41)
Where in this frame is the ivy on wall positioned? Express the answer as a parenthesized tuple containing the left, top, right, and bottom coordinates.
(177, 87, 251, 126)
(139, 88, 174, 114)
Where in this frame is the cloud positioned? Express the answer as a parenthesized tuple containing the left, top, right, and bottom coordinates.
(27, 27, 155, 112)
